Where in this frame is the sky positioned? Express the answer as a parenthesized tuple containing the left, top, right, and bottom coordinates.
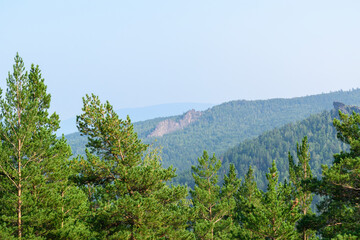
(1, 1, 360, 120)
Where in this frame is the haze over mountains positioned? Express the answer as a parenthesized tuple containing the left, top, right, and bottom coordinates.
(66, 89, 360, 184)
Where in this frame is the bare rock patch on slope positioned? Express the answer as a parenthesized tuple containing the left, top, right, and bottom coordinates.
(148, 109, 202, 137)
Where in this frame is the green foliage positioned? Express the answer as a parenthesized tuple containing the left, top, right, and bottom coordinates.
(236, 161, 300, 240)
(4, 54, 360, 239)
(331, 234, 358, 240)
(190, 151, 240, 240)
(234, 166, 262, 239)
(0, 54, 89, 239)
(288, 137, 317, 239)
(221, 109, 349, 190)
(75, 94, 191, 239)
(305, 110, 360, 238)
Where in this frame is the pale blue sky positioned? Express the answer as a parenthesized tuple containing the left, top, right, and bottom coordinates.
(1, 1, 360, 120)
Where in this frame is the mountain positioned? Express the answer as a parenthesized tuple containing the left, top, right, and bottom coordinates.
(139, 89, 360, 170)
(219, 107, 348, 190)
(175, 103, 360, 189)
(65, 89, 360, 174)
(58, 102, 214, 135)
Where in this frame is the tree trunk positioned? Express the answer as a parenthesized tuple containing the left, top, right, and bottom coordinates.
(61, 191, 64, 228)
(18, 164, 22, 240)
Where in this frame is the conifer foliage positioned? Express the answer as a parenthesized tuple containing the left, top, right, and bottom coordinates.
(3, 54, 360, 239)
(0, 54, 89, 239)
(307, 111, 360, 238)
(234, 166, 262, 239)
(190, 151, 240, 240)
(76, 94, 191, 239)
(236, 161, 300, 239)
(288, 136, 316, 240)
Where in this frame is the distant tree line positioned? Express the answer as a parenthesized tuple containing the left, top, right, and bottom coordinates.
(1, 55, 360, 239)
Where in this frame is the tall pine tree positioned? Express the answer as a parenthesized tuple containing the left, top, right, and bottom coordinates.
(307, 111, 360, 238)
(0, 54, 89, 239)
(75, 94, 191, 239)
(236, 161, 300, 240)
(234, 166, 263, 239)
(288, 136, 316, 240)
(190, 151, 240, 240)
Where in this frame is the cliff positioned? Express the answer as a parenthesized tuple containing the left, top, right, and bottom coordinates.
(148, 109, 202, 137)
(333, 101, 360, 114)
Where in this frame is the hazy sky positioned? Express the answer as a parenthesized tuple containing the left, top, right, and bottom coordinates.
(1, 1, 360, 120)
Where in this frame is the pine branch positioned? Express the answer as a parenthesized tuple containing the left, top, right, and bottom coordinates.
(0, 163, 18, 189)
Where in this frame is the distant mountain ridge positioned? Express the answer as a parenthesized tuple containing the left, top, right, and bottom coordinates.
(65, 89, 360, 174)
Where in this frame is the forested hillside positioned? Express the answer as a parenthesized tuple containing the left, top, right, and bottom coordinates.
(221, 105, 360, 190)
(146, 91, 360, 170)
(173, 105, 355, 188)
(67, 89, 360, 172)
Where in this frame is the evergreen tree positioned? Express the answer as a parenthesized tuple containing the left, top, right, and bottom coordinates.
(306, 111, 360, 238)
(0, 54, 89, 239)
(190, 151, 240, 240)
(288, 136, 316, 240)
(234, 166, 263, 239)
(75, 94, 191, 239)
(237, 161, 300, 240)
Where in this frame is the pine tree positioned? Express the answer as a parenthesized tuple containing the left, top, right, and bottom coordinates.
(190, 151, 240, 240)
(237, 161, 300, 240)
(306, 111, 360, 238)
(288, 136, 316, 240)
(75, 94, 191, 239)
(234, 166, 263, 239)
(0, 54, 89, 239)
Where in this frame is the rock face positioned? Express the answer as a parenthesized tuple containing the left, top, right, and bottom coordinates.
(333, 101, 360, 114)
(333, 101, 346, 111)
(148, 109, 202, 137)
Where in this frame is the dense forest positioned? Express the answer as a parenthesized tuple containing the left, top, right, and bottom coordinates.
(66, 88, 360, 172)
(173, 104, 359, 189)
(138, 90, 360, 170)
(220, 105, 359, 190)
(1, 55, 360, 239)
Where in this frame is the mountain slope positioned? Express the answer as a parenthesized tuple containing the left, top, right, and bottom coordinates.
(66, 89, 360, 173)
(142, 89, 360, 170)
(174, 104, 358, 188)
(220, 104, 360, 190)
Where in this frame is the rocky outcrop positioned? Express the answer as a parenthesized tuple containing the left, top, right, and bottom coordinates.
(333, 101, 360, 114)
(333, 101, 346, 111)
(148, 109, 202, 137)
